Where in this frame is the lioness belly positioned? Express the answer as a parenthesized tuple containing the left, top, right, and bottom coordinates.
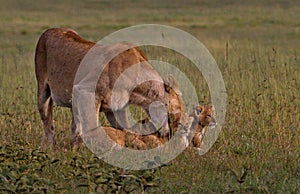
(50, 90, 72, 107)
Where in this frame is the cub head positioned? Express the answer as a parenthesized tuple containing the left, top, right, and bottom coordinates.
(193, 105, 217, 129)
(191, 105, 217, 149)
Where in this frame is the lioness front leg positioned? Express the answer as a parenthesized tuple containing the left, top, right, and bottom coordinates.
(105, 109, 131, 129)
(70, 102, 101, 147)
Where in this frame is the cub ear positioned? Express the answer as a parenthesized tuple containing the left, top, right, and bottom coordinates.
(194, 105, 203, 115)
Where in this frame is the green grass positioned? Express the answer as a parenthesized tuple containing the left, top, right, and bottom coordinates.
(0, 0, 299, 193)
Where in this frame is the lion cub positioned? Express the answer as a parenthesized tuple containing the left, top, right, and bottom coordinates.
(103, 105, 216, 150)
(102, 127, 162, 150)
(190, 105, 217, 148)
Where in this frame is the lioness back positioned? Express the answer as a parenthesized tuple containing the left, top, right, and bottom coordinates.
(35, 28, 167, 144)
(35, 28, 95, 107)
(35, 28, 164, 109)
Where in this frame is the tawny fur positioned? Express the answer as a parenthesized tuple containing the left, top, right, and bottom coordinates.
(190, 105, 217, 148)
(35, 28, 184, 145)
(103, 105, 216, 150)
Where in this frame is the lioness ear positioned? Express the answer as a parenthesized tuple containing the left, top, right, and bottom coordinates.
(163, 75, 179, 92)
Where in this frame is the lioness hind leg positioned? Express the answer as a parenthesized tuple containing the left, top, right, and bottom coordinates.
(37, 84, 55, 144)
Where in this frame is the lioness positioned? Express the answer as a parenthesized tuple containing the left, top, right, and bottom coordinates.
(35, 28, 183, 145)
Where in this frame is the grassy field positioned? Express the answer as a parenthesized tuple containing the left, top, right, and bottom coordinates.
(0, 0, 299, 193)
